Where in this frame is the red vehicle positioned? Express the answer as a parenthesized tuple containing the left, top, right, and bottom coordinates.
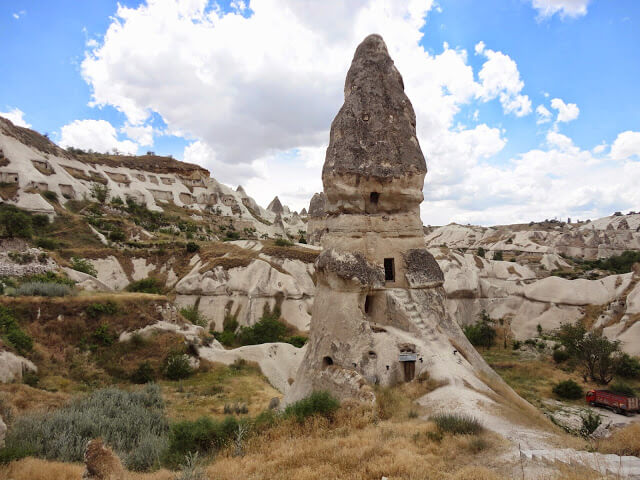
(586, 390, 639, 415)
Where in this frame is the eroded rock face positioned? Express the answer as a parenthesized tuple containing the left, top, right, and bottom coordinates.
(285, 35, 533, 423)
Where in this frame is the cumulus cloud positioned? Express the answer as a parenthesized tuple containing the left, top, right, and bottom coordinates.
(59, 119, 138, 154)
(0, 108, 31, 128)
(610, 131, 640, 160)
(476, 45, 532, 117)
(78, 0, 635, 225)
(530, 0, 590, 18)
(536, 104, 552, 124)
(550, 97, 579, 123)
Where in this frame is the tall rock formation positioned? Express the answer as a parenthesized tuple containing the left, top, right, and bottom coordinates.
(285, 34, 537, 420)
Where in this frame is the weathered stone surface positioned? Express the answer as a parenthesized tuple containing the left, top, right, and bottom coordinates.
(316, 249, 385, 287)
(82, 439, 125, 480)
(403, 249, 444, 287)
(323, 34, 426, 181)
(267, 196, 284, 214)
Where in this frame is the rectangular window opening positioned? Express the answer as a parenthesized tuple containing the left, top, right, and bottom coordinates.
(384, 258, 395, 282)
(364, 294, 373, 315)
(370, 192, 379, 204)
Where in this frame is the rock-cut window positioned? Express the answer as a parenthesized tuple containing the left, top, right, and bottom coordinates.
(384, 258, 395, 282)
(370, 192, 379, 204)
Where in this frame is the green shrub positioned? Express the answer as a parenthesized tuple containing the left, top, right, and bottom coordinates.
(131, 361, 156, 384)
(31, 214, 49, 229)
(90, 182, 110, 203)
(283, 391, 340, 423)
(430, 413, 483, 435)
(274, 238, 293, 247)
(70, 256, 97, 277)
(0, 305, 33, 355)
(580, 410, 602, 437)
(0, 385, 169, 470)
(237, 305, 287, 345)
(553, 348, 570, 363)
(512, 340, 522, 350)
(12, 282, 72, 297)
(109, 229, 126, 242)
(86, 301, 118, 318)
(92, 323, 115, 346)
(42, 190, 58, 202)
(22, 371, 39, 387)
(25, 271, 75, 286)
(35, 237, 57, 250)
(166, 416, 239, 467)
(0, 207, 32, 238)
(552, 379, 583, 400)
(214, 330, 236, 347)
(165, 353, 193, 380)
(186, 242, 200, 253)
(180, 306, 207, 327)
(477, 247, 485, 258)
(615, 354, 640, 379)
(463, 312, 496, 349)
(111, 196, 124, 206)
(126, 277, 163, 294)
(493, 250, 503, 261)
(285, 335, 308, 348)
(610, 381, 635, 397)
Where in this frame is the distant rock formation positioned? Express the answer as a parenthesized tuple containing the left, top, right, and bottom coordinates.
(267, 196, 284, 214)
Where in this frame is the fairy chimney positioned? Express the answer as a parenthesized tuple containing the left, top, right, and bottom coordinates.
(285, 35, 528, 411)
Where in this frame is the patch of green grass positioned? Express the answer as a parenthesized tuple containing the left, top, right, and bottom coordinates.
(283, 391, 339, 423)
(430, 413, 483, 435)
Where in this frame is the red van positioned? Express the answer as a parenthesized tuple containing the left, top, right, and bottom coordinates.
(586, 390, 639, 415)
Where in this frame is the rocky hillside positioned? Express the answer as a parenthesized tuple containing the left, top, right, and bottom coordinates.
(0, 116, 307, 240)
(424, 214, 640, 260)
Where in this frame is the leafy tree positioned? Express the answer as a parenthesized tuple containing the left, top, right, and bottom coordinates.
(463, 310, 496, 348)
(557, 322, 621, 384)
(0, 207, 32, 238)
(552, 380, 583, 399)
(477, 247, 485, 258)
(493, 250, 503, 261)
(615, 354, 640, 379)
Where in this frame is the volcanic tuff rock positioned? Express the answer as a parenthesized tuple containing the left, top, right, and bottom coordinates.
(0, 116, 302, 238)
(285, 35, 539, 439)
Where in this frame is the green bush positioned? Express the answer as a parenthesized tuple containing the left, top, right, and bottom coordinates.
(285, 335, 308, 348)
(42, 190, 58, 202)
(237, 305, 287, 345)
(0, 306, 33, 355)
(25, 271, 75, 286)
(0, 385, 169, 471)
(477, 247, 485, 258)
(283, 391, 340, 423)
(131, 361, 156, 384)
(430, 413, 483, 435)
(552, 380, 583, 400)
(274, 238, 293, 247)
(86, 301, 118, 318)
(31, 214, 49, 229)
(553, 348, 570, 363)
(186, 242, 200, 253)
(70, 256, 97, 277)
(90, 182, 110, 203)
(493, 250, 503, 261)
(126, 277, 163, 294)
(463, 312, 496, 349)
(615, 354, 640, 379)
(214, 330, 236, 347)
(577, 250, 640, 275)
(12, 282, 72, 297)
(180, 306, 207, 327)
(109, 229, 126, 242)
(165, 353, 193, 380)
(35, 237, 57, 250)
(166, 416, 239, 467)
(0, 207, 32, 238)
(610, 381, 635, 397)
(92, 324, 115, 346)
(581, 410, 602, 437)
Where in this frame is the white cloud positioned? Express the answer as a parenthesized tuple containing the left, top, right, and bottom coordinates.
(550, 97, 579, 123)
(476, 46, 532, 117)
(59, 119, 138, 154)
(592, 143, 607, 154)
(474, 41, 485, 55)
(0, 108, 31, 128)
(121, 123, 154, 147)
(530, 0, 590, 18)
(536, 104, 552, 124)
(12, 10, 25, 20)
(610, 131, 640, 160)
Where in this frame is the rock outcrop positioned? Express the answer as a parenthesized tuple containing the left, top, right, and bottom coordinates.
(285, 35, 536, 428)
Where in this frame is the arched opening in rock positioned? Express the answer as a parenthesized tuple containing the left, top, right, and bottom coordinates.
(384, 258, 395, 282)
(368, 351, 377, 359)
(322, 356, 334, 369)
(364, 294, 373, 315)
(370, 192, 379, 204)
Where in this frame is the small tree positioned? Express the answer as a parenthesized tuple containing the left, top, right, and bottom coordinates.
(90, 182, 110, 203)
(493, 250, 503, 261)
(477, 247, 485, 258)
(463, 310, 496, 349)
(557, 322, 621, 384)
(0, 207, 33, 238)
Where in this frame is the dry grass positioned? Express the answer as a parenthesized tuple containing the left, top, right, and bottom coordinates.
(0, 182, 18, 200)
(161, 361, 280, 421)
(262, 244, 319, 263)
(0, 384, 69, 417)
(597, 423, 640, 457)
(0, 458, 175, 480)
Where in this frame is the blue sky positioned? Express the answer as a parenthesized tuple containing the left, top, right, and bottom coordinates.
(1, 0, 639, 225)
